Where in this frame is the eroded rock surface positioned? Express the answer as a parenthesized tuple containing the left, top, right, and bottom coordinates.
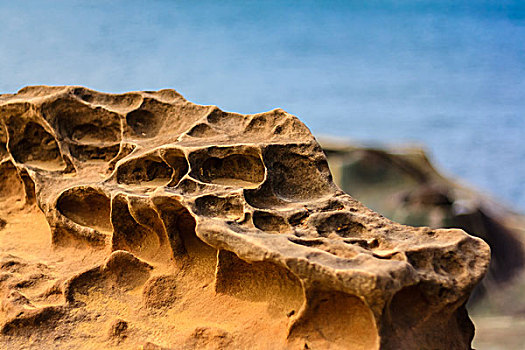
(0, 86, 490, 349)
(321, 140, 525, 305)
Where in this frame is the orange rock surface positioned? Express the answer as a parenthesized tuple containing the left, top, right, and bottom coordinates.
(0, 86, 490, 349)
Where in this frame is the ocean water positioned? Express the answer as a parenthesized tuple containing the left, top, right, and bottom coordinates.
(1, 1, 524, 210)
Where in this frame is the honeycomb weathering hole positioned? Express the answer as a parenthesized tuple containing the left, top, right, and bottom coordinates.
(194, 195, 244, 221)
(116, 155, 173, 186)
(70, 123, 119, 144)
(126, 109, 160, 137)
(252, 210, 290, 233)
(186, 123, 220, 138)
(189, 150, 265, 188)
(69, 143, 121, 162)
(43, 99, 122, 163)
(243, 148, 335, 209)
(268, 151, 332, 201)
(52, 102, 121, 144)
(57, 187, 112, 232)
(9, 121, 66, 171)
(311, 211, 367, 238)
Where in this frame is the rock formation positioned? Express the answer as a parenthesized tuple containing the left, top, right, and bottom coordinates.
(321, 140, 525, 306)
(0, 86, 490, 349)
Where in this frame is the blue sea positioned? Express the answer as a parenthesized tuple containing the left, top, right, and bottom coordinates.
(1, 1, 524, 210)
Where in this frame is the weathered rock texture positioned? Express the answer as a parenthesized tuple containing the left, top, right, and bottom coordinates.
(321, 140, 525, 306)
(0, 86, 490, 349)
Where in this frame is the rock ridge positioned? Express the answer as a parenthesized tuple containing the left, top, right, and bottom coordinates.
(0, 86, 490, 349)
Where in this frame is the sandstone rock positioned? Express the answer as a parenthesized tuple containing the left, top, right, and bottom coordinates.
(0, 86, 490, 349)
(321, 140, 525, 306)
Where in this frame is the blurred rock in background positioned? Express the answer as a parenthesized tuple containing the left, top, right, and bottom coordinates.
(320, 137, 525, 317)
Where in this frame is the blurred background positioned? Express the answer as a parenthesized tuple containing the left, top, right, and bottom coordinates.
(1, 1, 524, 348)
